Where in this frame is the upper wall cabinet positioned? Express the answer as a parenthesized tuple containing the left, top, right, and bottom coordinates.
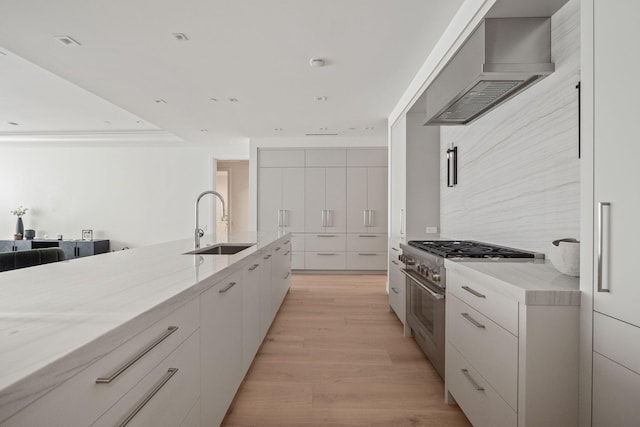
(346, 166, 388, 234)
(305, 167, 347, 233)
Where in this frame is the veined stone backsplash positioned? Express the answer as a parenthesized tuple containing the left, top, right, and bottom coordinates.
(440, 0, 580, 256)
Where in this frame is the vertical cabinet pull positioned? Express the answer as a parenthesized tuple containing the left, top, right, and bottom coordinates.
(96, 326, 179, 384)
(321, 210, 326, 227)
(368, 209, 373, 227)
(117, 368, 179, 427)
(597, 202, 611, 292)
(277, 210, 282, 227)
(400, 209, 405, 235)
(363, 209, 369, 227)
(461, 369, 485, 391)
(283, 210, 289, 227)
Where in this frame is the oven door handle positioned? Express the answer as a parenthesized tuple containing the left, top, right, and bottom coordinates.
(402, 270, 444, 300)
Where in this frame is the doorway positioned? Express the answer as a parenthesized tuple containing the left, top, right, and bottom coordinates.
(216, 160, 250, 234)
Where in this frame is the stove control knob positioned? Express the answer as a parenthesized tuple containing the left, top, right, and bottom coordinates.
(406, 258, 415, 266)
(432, 273, 441, 282)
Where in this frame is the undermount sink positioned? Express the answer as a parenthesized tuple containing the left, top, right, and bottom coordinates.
(184, 243, 255, 255)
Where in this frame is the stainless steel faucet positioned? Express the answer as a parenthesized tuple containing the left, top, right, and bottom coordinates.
(194, 190, 227, 249)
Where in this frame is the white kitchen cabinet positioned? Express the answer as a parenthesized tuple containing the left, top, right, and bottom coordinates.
(390, 117, 406, 238)
(200, 270, 243, 427)
(346, 148, 387, 167)
(259, 250, 274, 340)
(305, 149, 346, 167)
(258, 167, 305, 234)
(583, 1, 640, 424)
(1, 298, 200, 427)
(271, 241, 291, 315)
(345, 252, 386, 270)
(242, 260, 262, 374)
(387, 239, 407, 329)
(445, 264, 579, 427)
(304, 167, 346, 233)
(346, 167, 388, 234)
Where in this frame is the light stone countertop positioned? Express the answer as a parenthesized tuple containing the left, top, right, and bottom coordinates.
(445, 258, 580, 306)
(0, 231, 289, 421)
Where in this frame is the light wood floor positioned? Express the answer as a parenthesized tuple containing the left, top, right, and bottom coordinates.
(222, 274, 471, 427)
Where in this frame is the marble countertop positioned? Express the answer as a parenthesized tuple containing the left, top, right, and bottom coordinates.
(445, 258, 580, 306)
(0, 231, 289, 420)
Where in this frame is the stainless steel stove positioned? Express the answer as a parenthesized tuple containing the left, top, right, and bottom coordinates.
(399, 239, 541, 379)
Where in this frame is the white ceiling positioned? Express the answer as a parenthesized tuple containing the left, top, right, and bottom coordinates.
(0, 0, 464, 143)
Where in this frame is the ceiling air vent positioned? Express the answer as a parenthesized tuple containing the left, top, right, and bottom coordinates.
(305, 133, 339, 136)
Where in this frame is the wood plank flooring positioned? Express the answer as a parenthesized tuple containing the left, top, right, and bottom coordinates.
(222, 274, 471, 427)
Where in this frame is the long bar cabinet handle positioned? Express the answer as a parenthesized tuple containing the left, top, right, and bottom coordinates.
(462, 286, 486, 298)
(96, 327, 179, 384)
(461, 369, 485, 391)
(597, 202, 611, 292)
(219, 281, 237, 293)
(117, 368, 179, 427)
(461, 313, 486, 329)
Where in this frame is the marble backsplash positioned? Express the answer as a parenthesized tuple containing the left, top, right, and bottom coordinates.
(440, 0, 580, 256)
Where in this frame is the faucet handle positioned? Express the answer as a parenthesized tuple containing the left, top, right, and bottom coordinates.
(197, 228, 205, 238)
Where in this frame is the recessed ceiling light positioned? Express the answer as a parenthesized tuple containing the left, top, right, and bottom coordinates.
(8, 122, 19, 126)
(274, 128, 284, 131)
(315, 96, 328, 102)
(309, 58, 326, 67)
(172, 33, 189, 41)
(364, 127, 375, 131)
(154, 98, 167, 104)
(348, 127, 356, 131)
(229, 98, 239, 102)
(320, 127, 328, 131)
(200, 129, 209, 133)
(54, 36, 81, 46)
(104, 120, 111, 124)
(136, 120, 144, 124)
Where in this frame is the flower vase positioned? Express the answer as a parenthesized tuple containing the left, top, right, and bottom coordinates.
(16, 217, 24, 237)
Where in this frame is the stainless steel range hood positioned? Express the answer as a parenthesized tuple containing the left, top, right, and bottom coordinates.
(424, 18, 554, 126)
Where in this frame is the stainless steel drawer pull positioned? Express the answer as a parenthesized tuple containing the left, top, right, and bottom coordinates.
(95, 326, 179, 384)
(283, 250, 290, 256)
(358, 235, 377, 238)
(317, 234, 337, 237)
(284, 240, 291, 245)
(317, 253, 336, 256)
(118, 368, 179, 427)
(461, 313, 486, 329)
(219, 281, 237, 293)
(248, 263, 260, 271)
(462, 286, 486, 298)
(391, 247, 399, 252)
(263, 254, 272, 260)
(284, 271, 291, 279)
(461, 369, 485, 391)
(358, 253, 377, 256)
(597, 201, 611, 292)
(391, 260, 399, 265)
(391, 287, 399, 294)
(274, 247, 281, 251)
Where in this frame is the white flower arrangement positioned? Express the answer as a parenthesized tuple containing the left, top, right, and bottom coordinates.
(10, 206, 28, 217)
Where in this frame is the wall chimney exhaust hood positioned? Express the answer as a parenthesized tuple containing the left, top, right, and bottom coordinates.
(424, 18, 554, 126)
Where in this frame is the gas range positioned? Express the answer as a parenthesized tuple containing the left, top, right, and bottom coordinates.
(407, 240, 542, 260)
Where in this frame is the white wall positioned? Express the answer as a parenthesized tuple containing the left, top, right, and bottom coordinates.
(439, 0, 580, 255)
(248, 136, 387, 231)
(0, 137, 249, 250)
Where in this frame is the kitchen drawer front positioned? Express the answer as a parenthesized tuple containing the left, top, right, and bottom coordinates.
(448, 268, 519, 336)
(447, 344, 517, 427)
(448, 295, 518, 410)
(388, 279, 405, 324)
(594, 311, 640, 374)
(346, 234, 387, 252)
(290, 232, 305, 251)
(592, 351, 640, 427)
(305, 252, 346, 270)
(305, 233, 346, 251)
(2, 298, 199, 427)
(388, 262, 404, 291)
(179, 400, 200, 427)
(291, 251, 305, 269)
(346, 252, 386, 270)
(92, 330, 200, 427)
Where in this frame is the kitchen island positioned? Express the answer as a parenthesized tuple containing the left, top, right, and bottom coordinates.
(0, 231, 292, 426)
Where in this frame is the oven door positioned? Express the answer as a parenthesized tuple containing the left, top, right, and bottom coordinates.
(403, 270, 445, 378)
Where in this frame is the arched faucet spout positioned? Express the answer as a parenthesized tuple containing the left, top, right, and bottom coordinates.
(195, 190, 227, 249)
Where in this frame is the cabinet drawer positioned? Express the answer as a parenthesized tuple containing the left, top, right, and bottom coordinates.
(92, 330, 200, 427)
(305, 252, 346, 270)
(305, 233, 346, 251)
(291, 251, 305, 269)
(448, 268, 519, 336)
(448, 295, 518, 410)
(447, 344, 516, 427)
(2, 298, 199, 427)
(346, 234, 387, 252)
(594, 311, 640, 374)
(388, 262, 404, 291)
(346, 252, 386, 270)
(290, 233, 305, 251)
(388, 279, 405, 324)
(593, 351, 640, 427)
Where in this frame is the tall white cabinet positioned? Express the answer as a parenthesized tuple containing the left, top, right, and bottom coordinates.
(583, 1, 640, 425)
(258, 147, 388, 271)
